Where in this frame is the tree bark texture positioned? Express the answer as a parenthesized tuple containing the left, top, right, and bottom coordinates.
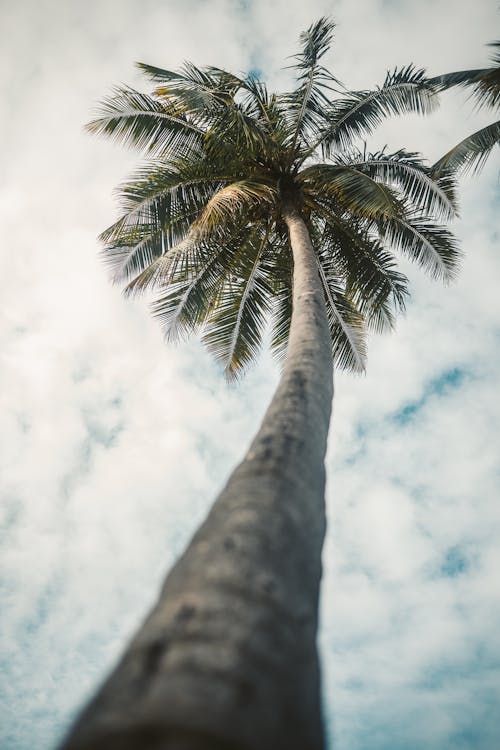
(60, 207, 334, 750)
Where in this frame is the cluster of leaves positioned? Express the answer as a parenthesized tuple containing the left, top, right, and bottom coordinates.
(431, 40, 500, 175)
(88, 18, 461, 380)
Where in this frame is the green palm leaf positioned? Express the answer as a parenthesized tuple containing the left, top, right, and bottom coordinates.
(315, 257, 366, 372)
(432, 120, 500, 175)
(138, 62, 273, 153)
(342, 149, 458, 220)
(382, 215, 461, 281)
(318, 66, 437, 157)
(193, 181, 277, 237)
(137, 61, 237, 115)
(102, 228, 166, 285)
(123, 236, 195, 297)
(269, 280, 293, 365)
(431, 39, 499, 175)
(429, 41, 500, 111)
(151, 239, 231, 341)
(202, 227, 273, 380)
(300, 163, 401, 219)
(235, 75, 288, 143)
(318, 215, 409, 333)
(101, 155, 253, 255)
(283, 18, 339, 151)
(86, 86, 203, 158)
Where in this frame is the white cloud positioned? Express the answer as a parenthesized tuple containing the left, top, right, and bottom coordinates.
(1, 1, 499, 748)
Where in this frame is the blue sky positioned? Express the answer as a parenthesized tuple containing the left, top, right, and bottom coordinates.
(1, 1, 499, 749)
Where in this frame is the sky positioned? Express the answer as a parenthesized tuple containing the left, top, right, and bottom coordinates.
(0, 1, 499, 748)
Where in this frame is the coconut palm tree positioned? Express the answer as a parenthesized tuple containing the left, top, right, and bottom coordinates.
(60, 19, 460, 750)
(431, 40, 500, 175)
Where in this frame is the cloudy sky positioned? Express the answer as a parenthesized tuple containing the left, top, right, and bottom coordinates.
(1, 1, 499, 748)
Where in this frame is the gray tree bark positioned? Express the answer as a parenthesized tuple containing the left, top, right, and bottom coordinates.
(59, 206, 334, 750)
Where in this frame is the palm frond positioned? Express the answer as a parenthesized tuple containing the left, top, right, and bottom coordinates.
(295, 17, 336, 72)
(205, 102, 272, 155)
(342, 149, 458, 220)
(236, 75, 288, 142)
(137, 61, 237, 114)
(300, 163, 402, 219)
(381, 216, 461, 282)
(101, 154, 249, 251)
(138, 61, 274, 153)
(86, 86, 204, 158)
(318, 66, 437, 157)
(429, 67, 493, 91)
(429, 42, 500, 111)
(267, 241, 293, 364)
(202, 227, 273, 379)
(315, 257, 366, 372)
(318, 214, 409, 333)
(101, 228, 166, 285)
(193, 181, 277, 237)
(270, 280, 293, 365)
(432, 119, 500, 175)
(99, 157, 252, 287)
(123, 236, 194, 297)
(284, 18, 339, 151)
(151, 240, 231, 342)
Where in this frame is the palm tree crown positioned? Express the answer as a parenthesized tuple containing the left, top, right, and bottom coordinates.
(431, 40, 500, 175)
(88, 18, 460, 380)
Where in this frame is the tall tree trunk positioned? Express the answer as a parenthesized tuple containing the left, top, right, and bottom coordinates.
(60, 206, 334, 750)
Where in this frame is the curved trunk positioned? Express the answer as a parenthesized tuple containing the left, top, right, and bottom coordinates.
(60, 207, 334, 750)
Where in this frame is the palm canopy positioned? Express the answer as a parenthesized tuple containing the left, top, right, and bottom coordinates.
(88, 18, 460, 380)
(431, 41, 500, 175)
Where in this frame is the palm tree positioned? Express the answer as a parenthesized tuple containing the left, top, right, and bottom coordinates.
(431, 40, 500, 175)
(61, 19, 460, 750)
